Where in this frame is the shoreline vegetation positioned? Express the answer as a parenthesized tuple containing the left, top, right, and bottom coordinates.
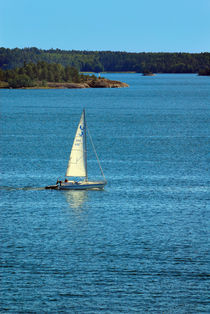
(0, 48, 210, 88)
(198, 68, 210, 76)
(1, 47, 210, 74)
(0, 61, 128, 89)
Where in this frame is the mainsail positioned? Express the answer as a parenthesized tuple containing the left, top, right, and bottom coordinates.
(65, 110, 87, 178)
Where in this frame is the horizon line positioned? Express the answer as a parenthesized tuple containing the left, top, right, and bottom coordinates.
(0, 46, 209, 54)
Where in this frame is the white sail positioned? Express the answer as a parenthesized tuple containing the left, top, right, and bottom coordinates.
(65, 110, 87, 178)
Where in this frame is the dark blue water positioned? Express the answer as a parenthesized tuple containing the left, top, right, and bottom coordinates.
(1, 74, 210, 313)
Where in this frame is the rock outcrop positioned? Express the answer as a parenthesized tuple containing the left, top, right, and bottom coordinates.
(87, 78, 128, 88)
(47, 78, 128, 89)
(47, 82, 90, 89)
(0, 78, 129, 89)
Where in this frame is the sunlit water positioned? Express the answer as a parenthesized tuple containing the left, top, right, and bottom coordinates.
(1, 74, 210, 313)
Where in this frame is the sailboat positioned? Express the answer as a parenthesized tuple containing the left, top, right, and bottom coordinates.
(46, 109, 107, 190)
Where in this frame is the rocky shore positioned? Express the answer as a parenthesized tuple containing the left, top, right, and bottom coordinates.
(46, 78, 129, 89)
(0, 78, 128, 89)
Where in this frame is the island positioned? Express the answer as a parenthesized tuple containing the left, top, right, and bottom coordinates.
(142, 70, 155, 76)
(0, 61, 128, 89)
(198, 68, 210, 76)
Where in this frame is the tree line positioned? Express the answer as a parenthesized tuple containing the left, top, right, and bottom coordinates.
(0, 47, 210, 73)
(0, 61, 96, 88)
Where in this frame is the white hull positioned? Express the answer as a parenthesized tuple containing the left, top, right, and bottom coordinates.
(57, 180, 106, 190)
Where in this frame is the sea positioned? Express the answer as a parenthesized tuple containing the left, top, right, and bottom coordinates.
(1, 74, 210, 313)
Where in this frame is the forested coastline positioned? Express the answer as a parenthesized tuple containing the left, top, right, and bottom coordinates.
(0, 61, 84, 88)
(0, 61, 128, 89)
(0, 47, 210, 73)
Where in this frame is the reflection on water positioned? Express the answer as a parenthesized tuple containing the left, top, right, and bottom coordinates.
(64, 190, 88, 210)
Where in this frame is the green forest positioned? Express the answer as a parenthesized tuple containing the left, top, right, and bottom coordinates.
(0, 61, 96, 88)
(0, 47, 210, 73)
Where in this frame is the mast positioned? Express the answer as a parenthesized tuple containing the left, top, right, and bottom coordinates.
(84, 109, 88, 181)
(87, 125, 107, 183)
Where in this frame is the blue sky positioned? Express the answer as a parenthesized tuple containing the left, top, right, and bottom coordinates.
(0, 0, 209, 52)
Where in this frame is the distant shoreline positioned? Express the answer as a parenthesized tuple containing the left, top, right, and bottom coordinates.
(1, 48, 209, 74)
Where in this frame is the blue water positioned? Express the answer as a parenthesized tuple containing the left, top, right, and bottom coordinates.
(1, 74, 210, 313)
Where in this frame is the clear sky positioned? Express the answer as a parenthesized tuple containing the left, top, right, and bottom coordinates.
(0, 0, 209, 52)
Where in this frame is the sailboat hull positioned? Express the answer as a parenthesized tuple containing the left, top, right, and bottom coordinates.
(57, 181, 107, 190)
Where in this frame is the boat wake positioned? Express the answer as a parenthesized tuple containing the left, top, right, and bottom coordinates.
(0, 186, 46, 191)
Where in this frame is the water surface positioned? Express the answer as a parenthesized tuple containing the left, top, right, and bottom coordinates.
(1, 74, 210, 313)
